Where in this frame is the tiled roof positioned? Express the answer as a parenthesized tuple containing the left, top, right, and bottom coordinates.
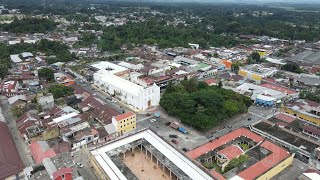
(114, 111, 135, 121)
(0, 122, 25, 179)
(260, 83, 297, 95)
(303, 125, 320, 136)
(237, 141, 290, 180)
(53, 167, 73, 179)
(276, 113, 295, 123)
(217, 145, 243, 160)
(187, 128, 263, 159)
(29, 141, 57, 164)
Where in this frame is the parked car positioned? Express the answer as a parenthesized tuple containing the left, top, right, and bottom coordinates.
(150, 119, 156, 123)
(248, 118, 252, 121)
(77, 163, 83, 168)
(146, 113, 151, 116)
(182, 148, 189, 152)
(169, 134, 178, 138)
(171, 139, 179, 144)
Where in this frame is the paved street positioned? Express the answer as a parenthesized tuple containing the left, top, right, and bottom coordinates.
(73, 148, 98, 180)
(0, 96, 35, 167)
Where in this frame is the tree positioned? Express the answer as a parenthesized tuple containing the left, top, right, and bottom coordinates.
(218, 81, 223, 88)
(281, 62, 303, 73)
(160, 79, 252, 131)
(48, 84, 74, 99)
(38, 67, 54, 82)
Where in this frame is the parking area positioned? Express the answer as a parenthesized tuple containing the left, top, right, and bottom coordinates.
(137, 105, 276, 152)
(137, 117, 209, 152)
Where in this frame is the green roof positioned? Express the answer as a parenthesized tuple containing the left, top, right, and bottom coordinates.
(197, 63, 210, 69)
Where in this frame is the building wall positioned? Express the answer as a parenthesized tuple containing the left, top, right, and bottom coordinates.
(256, 154, 294, 180)
(284, 107, 320, 125)
(94, 74, 160, 111)
(72, 135, 99, 149)
(89, 154, 110, 180)
(30, 128, 60, 141)
(112, 114, 136, 135)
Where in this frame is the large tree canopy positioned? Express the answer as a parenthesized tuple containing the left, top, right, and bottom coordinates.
(160, 78, 252, 131)
(48, 84, 74, 99)
(0, 18, 56, 33)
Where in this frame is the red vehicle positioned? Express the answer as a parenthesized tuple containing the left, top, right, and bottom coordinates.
(171, 139, 179, 144)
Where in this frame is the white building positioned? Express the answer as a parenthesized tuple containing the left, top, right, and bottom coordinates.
(92, 62, 160, 111)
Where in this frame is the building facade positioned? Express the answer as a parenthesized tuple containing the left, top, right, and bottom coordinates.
(112, 111, 136, 136)
(94, 71, 160, 111)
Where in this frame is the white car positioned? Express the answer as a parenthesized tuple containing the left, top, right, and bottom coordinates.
(77, 163, 83, 168)
(150, 119, 156, 123)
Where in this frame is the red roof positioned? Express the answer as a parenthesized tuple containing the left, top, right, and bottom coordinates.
(114, 111, 135, 121)
(276, 113, 295, 123)
(217, 145, 243, 160)
(0, 121, 25, 179)
(187, 128, 263, 159)
(29, 141, 57, 164)
(260, 83, 297, 95)
(205, 78, 217, 85)
(237, 141, 290, 180)
(187, 128, 290, 180)
(53, 167, 73, 179)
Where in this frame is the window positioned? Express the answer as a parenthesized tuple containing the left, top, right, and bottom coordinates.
(120, 126, 122, 128)
(133, 126, 135, 129)
(131, 122, 133, 124)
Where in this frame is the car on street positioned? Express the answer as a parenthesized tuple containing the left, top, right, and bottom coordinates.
(248, 118, 252, 121)
(171, 139, 179, 144)
(182, 148, 189, 152)
(77, 163, 84, 168)
(169, 134, 178, 138)
(146, 113, 151, 116)
(150, 119, 156, 123)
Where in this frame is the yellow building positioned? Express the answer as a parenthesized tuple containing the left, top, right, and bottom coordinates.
(283, 107, 320, 125)
(112, 111, 136, 135)
(257, 154, 294, 180)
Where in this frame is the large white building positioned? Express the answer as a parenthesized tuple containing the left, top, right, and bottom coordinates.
(92, 62, 160, 111)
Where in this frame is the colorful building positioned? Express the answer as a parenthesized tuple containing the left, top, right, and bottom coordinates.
(112, 111, 136, 135)
(283, 99, 320, 125)
(238, 64, 277, 83)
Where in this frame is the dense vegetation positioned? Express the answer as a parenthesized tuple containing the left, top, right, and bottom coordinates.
(0, 18, 56, 33)
(247, 52, 263, 64)
(99, 20, 250, 51)
(160, 78, 252, 131)
(48, 84, 74, 99)
(0, 39, 74, 65)
(73, 33, 97, 48)
(281, 62, 304, 73)
(300, 90, 320, 103)
(224, 154, 249, 172)
(38, 67, 54, 82)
